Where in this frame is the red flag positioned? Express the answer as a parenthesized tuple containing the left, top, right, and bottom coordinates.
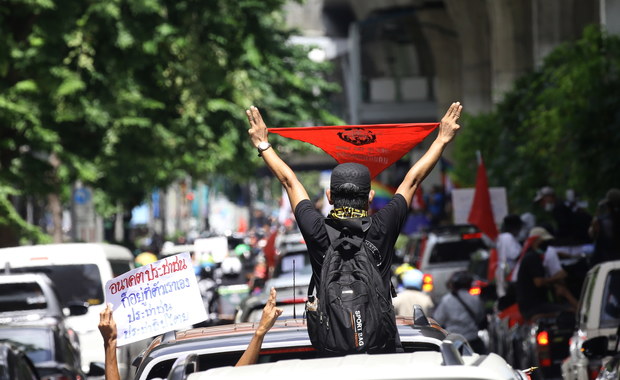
(413, 186, 426, 211)
(467, 157, 498, 281)
(269, 123, 438, 179)
(467, 157, 498, 240)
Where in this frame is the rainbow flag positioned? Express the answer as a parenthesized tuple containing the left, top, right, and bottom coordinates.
(371, 180, 397, 210)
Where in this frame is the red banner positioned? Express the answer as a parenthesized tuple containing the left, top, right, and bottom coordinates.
(269, 123, 439, 179)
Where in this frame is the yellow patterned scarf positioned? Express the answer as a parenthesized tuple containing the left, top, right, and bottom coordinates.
(328, 207, 368, 219)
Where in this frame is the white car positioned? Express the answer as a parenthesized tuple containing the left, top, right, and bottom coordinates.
(0, 243, 141, 379)
(405, 224, 491, 303)
(562, 259, 620, 380)
(182, 345, 528, 380)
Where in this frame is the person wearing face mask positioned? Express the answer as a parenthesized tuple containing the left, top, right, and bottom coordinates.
(533, 186, 580, 246)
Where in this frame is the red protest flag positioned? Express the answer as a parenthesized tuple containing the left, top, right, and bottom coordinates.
(269, 123, 438, 179)
(467, 157, 498, 240)
(467, 156, 498, 281)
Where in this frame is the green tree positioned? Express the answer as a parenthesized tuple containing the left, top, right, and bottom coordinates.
(453, 26, 620, 213)
(0, 0, 340, 246)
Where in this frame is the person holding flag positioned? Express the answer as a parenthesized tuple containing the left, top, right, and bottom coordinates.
(246, 102, 462, 352)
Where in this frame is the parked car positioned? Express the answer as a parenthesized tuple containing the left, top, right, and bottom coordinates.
(405, 224, 492, 303)
(579, 329, 620, 380)
(132, 307, 454, 380)
(0, 341, 41, 380)
(0, 273, 86, 323)
(562, 259, 620, 380)
(0, 318, 99, 380)
(0, 243, 139, 379)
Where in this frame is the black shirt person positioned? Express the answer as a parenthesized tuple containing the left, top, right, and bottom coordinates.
(246, 102, 462, 350)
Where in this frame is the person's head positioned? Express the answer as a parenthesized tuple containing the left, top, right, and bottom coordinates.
(528, 226, 554, 252)
(501, 214, 524, 234)
(533, 186, 556, 211)
(221, 256, 242, 278)
(401, 269, 424, 291)
(447, 270, 473, 292)
(327, 163, 374, 210)
(605, 188, 620, 212)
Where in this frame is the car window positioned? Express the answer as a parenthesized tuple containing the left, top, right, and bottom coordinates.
(273, 252, 311, 278)
(429, 240, 487, 263)
(109, 260, 134, 277)
(12, 265, 104, 306)
(246, 303, 303, 322)
(0, 283, 47, 312)
(0, 328, 53, 363)
(600, 269, 620, 328)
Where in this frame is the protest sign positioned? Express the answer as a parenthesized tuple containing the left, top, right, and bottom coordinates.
(105, 252, 207, 346)
(451, 187, 508, 225)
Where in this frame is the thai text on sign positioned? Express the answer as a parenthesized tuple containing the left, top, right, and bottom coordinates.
(105, 252, 207, 346)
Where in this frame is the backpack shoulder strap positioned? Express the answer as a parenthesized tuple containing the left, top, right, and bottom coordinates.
(307, 217, 372, 298)
(452, 291, 478, 324)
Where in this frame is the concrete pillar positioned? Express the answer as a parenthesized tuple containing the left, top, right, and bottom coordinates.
(603, 0, 620, 35)
(444, 0, 492, 114)
(414, 6, 462, 116)
(487, 0, 534, 103)
(284, 0, 326, 36)
(532, 0, 600, 67)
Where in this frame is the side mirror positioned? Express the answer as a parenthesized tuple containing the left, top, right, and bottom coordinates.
(582, 336, 610, 359)
(88, 362, 106, 377)
(66, 301, 89, 316)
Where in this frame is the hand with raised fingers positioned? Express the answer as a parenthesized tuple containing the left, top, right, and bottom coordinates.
(256, 287, 283, 337)
(438, 102, 462, 144)
(246, 106, 269, 149)
(98, 303, 117, 347)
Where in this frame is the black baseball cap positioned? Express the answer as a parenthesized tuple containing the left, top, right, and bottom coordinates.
(330, 163, 371, 193)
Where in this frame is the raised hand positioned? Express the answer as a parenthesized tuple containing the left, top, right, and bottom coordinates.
(246, 106, 269, 148)
(98, 303, 117, 346)
(437, 102, 462, 144)
(256, 287, 283, 337)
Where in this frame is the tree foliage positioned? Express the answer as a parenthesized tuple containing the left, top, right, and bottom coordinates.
(0, 0, 341, 244)
(453, 26, 620, 213)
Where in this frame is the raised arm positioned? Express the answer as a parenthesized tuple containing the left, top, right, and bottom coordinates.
(396, 102, 462, 207)
(246, 106, 310, 211)
(235, 287, 283, 366)
(98, 304, 120, 380)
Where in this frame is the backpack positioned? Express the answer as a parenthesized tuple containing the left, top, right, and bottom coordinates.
(305, 217, 397, 354)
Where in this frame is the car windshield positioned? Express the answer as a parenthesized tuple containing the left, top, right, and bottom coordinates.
(0, 283, 47, 313)
(0, 328, 53, 363)
(12, 265, 104, 306)
(600, 269, 620, 328)
(109, 260, 133, 277)
(273, 252, 312, 278)
(429, 240, 487, 263)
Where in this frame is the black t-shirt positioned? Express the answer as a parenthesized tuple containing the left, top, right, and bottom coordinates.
(515, 249, 548, 316)
(294, 194, 408, 296)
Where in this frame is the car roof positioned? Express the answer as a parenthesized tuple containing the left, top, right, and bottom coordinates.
(0, 243, 133, 263)
(0, 273, 53, 283)
(134, 316, 447, 376)
(187, 351, 522, 380)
